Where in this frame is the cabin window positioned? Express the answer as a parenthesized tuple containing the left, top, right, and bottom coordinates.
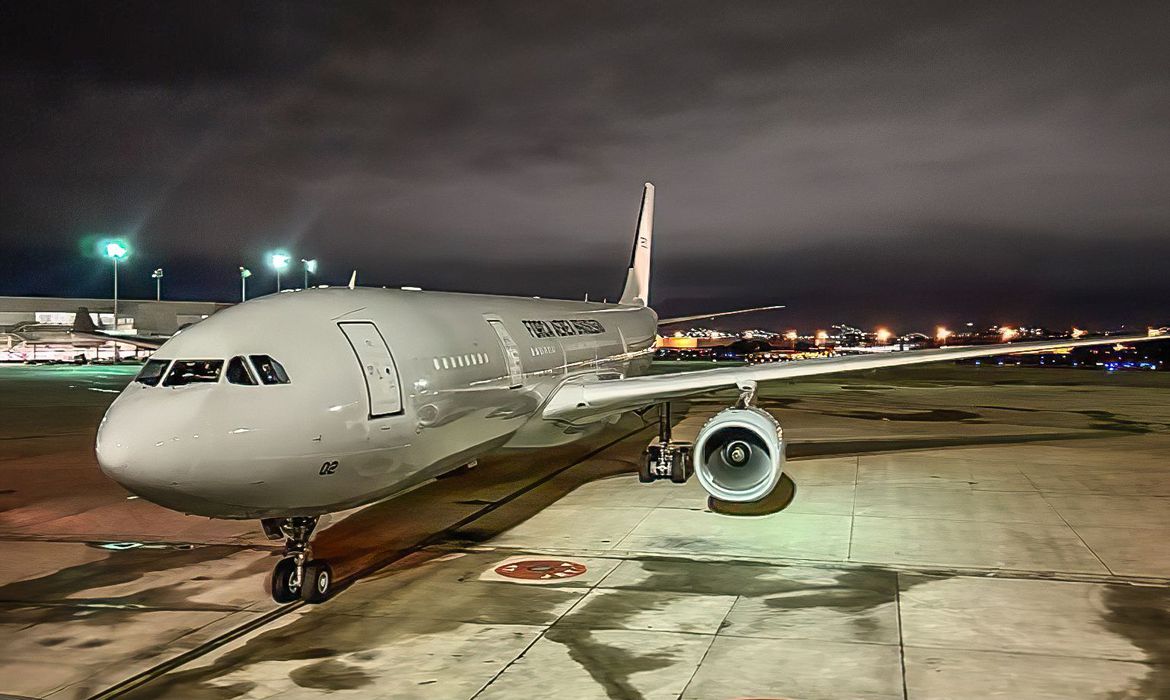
(162, 360, 224, 386)
(226, 356, 257, 385)
(249, 355, 290, 385)
(135, 359, 170, 386)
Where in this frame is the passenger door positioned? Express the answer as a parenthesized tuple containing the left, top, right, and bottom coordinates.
(487, 319, 524, 388)
(338, 322, 403, 416)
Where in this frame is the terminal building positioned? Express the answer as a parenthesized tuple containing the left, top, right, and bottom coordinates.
(0, 296, 230, 362)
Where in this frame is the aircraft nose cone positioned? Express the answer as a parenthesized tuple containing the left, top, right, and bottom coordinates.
(95, 396, 189, 500)
(96, 409, 146, 488)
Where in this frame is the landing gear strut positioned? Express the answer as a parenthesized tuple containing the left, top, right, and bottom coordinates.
(639, 402, 693, 484)
(262, 516, 333, 604)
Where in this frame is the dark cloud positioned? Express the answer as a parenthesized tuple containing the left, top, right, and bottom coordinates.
(1, 1, 1167, 329)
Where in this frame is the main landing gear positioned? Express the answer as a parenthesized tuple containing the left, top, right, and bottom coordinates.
(262, 516, 333, 604)
(639, 402, 693, 484)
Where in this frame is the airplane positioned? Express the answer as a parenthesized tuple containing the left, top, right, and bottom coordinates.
(0, 308, 170, 354)
(95, 183, 1166, 604)
(70, 307, 172, 350)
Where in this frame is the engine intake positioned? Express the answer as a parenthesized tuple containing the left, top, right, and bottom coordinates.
(692, 406, 784, 503)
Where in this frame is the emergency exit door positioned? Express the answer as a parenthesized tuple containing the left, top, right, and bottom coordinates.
(338, 322, 403, 416)
(487, 320, 524, 388)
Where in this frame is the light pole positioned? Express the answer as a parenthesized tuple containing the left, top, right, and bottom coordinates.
(301, 258, 317, 288)
(152, 268, 164, 301)
(240, 267, 252, 302)
(103, 241, 129, 329)
(270, 252, 291, 292)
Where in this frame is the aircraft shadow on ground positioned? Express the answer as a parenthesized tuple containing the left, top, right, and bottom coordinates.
(312, 410, 1114, 586)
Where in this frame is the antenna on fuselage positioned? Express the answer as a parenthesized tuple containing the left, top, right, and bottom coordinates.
(348, 271, 357, 290)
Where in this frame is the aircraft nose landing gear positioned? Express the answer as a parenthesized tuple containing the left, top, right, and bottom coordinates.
(262, 516, 333, 604)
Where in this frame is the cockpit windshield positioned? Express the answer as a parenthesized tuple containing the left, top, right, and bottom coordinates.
(162, 360, 224, 387)
(226, 356, 257, 385)
(249, 355, 290, 385)
(134, 359, 170, 386)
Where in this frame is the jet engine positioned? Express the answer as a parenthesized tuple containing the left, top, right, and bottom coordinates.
(692, 405, 784, 503)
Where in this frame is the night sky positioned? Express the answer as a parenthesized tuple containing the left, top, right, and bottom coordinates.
(1, 2, 1167, 330)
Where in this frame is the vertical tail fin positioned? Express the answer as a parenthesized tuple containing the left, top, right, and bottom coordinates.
(619, 182, 654, 306)
(72, 307, 98, 332)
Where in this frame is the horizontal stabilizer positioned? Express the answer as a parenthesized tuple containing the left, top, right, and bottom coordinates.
(658, 304, 786, 326)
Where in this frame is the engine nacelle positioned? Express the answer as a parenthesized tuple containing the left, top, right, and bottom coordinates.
(692, 406, 785, 503)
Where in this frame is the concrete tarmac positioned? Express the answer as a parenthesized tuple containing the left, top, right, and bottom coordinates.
(2, 363, 1169, 699)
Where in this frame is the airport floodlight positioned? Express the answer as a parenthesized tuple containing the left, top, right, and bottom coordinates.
(301, 258, 318, 288)
(936, 326, 953, 344)
(152, 268, 164, 301)
(101, 239, 130, 339)
(815, 330, 829, 345)
(239, 266, 252, 302)
(1072, 328, 1087, 339)
(1000, 326, 1019, 342)
(269, 252, 291, 292)
(104, 240, 129, 260)
(876, 328, 893, 344)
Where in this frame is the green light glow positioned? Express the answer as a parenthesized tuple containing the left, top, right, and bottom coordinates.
(103, 241, 129, 259)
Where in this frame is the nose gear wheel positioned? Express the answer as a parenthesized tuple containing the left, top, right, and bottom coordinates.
(263, 516, 334, 604)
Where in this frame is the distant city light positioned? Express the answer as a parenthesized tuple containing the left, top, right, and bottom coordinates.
(936, 326, 953, 343)
(784, 330, 798, 340)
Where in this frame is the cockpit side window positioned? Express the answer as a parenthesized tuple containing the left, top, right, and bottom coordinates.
(226, 356, 258, 385)
(135, 358, 171, 386)
(249, 355, 290, 385)
(162, 360, 224, 387)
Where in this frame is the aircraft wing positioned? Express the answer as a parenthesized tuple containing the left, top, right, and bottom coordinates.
(658, 304, 785, 326)
(543, 333, 1165, 422)
(73, 331, 167, 350)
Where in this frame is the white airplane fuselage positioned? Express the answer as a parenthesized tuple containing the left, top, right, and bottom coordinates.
(96, 287, 658, 519)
